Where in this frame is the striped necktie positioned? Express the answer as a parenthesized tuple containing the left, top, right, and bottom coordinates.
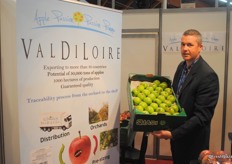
(176, 66, 190, 98)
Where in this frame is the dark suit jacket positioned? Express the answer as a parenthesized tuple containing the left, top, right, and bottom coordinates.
(170, 56, 219, 164)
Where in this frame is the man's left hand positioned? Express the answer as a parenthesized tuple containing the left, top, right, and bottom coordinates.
(151, 130, 172, 140)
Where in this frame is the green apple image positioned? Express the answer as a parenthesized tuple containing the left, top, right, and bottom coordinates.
(150, 103, 159, 111)
(142, 89, 150, 96)
(149, 83, 157, 90)
(164, 87, 173, 95)
(161, 91, 169, 98)
(157, 95, 166, 103)
(167, 95, 176, 103)
(157, 107, 165, 113)
(137, 84, 145, 92)
(154, 98, 162, 105)
(148, 93, 156, 101)
(133, 97, 141, 105)
(135, 105, 144, 112)
(171, 104, 179, 112)
(159, 82, 168, 89)
(143, 110, 149, 114)
(164, 99, 172, 107)
(137, 93, 146, 100)
(132, 88, 140, 97)
(159, 103, 168, 111)
(153, 80, 161, 86)
(139, 101, 148, 109)
(141, 81, 149, 88)
(155, 87, 163, 93)
(145, 106, 154, 114)
(143, 97, 152, 105)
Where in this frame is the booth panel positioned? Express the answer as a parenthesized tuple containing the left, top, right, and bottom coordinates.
(121, 36, 158, 113)
(161, 9, 227, 155)
(121, 35, 158, 156)
(122, 9, 159, 29)
(224, 9, 232, 155)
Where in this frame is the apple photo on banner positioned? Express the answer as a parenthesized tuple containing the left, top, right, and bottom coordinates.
(69, 131, 91, 164)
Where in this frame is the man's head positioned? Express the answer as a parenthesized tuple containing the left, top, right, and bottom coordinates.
(181, 29, 203, 66)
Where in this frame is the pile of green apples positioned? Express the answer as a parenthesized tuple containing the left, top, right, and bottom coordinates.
(131, 80, 180, 115)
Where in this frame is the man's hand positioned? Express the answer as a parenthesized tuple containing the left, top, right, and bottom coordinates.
(152, 130, 172, 140)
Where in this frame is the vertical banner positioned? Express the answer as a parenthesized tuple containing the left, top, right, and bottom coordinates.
(16, 0, 122, 163)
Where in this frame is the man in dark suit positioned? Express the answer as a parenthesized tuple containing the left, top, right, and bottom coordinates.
(152, 29, 219, 164)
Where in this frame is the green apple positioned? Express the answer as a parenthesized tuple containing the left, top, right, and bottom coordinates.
(145, 106, 154, 114)
(143, 97, 152, 105)
(133, 97, 141, 105)
(157, 107, 165, 113)
(137, 93, 146, 100)
(167, 95, 176, 103)
(132, 88, 140, 97)
(139, 101, 148, 109)
(157, 95, 166, 102)
(151, 90, 160, 97)
(141, 82, 149, 88)
(149, 83, 158, 90)
(164, 99, 172, 107)
(171, 104, 179, 112)
(154, 98, 162, 105)
(164, 87, 173, 95)
(150, 103, 159, 111)
(146, 86, 154, 92)
(173, 112, 180, 115)
(164, 112, 171, 115)
(143, 110, 149, 114)
(159, 103, 168, 111)
(159, 82, 168, 89)
(148, 93, 156, 101)
(151, 112, 158, 115)
(161, 91, 169, 98)
(167, 107, 175, 114)
(155, 87, 163, 93)
(137, 84, 145, 92)
(135, 105, 144, 112)
(153, 80, 161, 86)
(142, 89, 150, 96)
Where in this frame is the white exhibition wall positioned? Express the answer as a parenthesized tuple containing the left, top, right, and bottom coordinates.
(161, 8, 227, 157)
(121, 8, 232, 157)
(121, 10, 160, 156)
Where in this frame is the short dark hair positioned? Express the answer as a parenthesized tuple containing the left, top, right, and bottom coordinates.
(183, 29, 202, 45)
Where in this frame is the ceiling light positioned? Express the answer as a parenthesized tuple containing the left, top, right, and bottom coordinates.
(219, 0, 232, 4)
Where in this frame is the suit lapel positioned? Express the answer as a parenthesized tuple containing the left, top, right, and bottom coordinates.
(179, 72, 194, 94)
(178, 57, 202, 97)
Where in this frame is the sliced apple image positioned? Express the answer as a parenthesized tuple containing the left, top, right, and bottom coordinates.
(69, 131, 91, 164)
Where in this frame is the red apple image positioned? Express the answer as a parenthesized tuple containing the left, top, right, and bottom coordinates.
(69, 131, 91, 164)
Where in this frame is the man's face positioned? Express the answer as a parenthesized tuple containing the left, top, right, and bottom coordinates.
(181, 35, 203, 64)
